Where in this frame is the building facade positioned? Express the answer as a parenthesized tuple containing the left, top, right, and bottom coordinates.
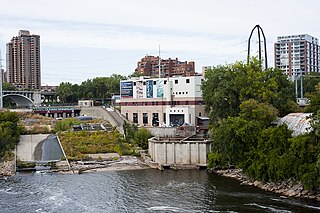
(6, 30, 41, 90)
(135, 55, 195, 77)
(274, 34, 320, 78)
(120, 75, 206, 127)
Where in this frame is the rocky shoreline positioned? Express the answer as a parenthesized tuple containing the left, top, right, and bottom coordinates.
(211, 168, 320, 202)
(0, 160, 15, 177)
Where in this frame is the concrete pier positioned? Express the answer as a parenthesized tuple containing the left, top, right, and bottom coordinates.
(148, 135, 211, 168)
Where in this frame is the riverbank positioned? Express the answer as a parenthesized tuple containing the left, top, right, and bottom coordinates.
(61, 156, 150, 174)
(0, 159, 15, 177)
(211, 168, 320, 202)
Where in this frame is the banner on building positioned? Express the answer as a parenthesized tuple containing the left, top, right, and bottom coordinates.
(146, 80, 153, 98)
(120, 81, 133, 98)
(156, 80, 164, 98)
(136, 81, 143, 98)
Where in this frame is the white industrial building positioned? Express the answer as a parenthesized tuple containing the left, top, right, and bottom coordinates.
(120, 75, 206, 127)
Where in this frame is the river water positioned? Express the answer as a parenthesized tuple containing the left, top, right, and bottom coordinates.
(0, 169, 319, 213)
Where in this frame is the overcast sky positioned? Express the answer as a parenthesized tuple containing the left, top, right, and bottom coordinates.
(0, 0, 319, 85)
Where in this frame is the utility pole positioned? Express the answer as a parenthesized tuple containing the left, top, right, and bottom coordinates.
(158, 45, 161, 78)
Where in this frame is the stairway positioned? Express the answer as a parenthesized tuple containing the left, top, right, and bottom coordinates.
(80, 107, 126, 134)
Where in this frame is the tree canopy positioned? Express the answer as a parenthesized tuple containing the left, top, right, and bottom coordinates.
(55, 74, 127, 103)
(0, 111, 20, 159)
(202, 58, 296, 125)
(204, 59, 320, 190)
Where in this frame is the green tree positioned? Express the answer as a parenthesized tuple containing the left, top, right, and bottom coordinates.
(202, 58, 296, 125)
(133, 127, 152, 149)
(2, 82, 16, 91)
(0, 111, 20, 158)
(56, 82, 73, 103)
(239, 99, 278, 127)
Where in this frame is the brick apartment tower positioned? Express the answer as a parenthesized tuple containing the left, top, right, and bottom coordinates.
(6, 30, 41, 90)
(135, 55, 195, 77)
(274, 34, 320, 78)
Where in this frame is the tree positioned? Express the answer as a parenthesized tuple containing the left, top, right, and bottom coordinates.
(202, 58, 296, 125)
(0, 111, 20, 158)
(2, 82, 16, 91)
(239, 99, 278, 127)
(133, 127, 152, 149)
(56, 82, 73, 103)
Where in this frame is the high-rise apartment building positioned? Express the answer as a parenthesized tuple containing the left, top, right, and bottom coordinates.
(135, 55, 195, 77)
(274, 34, 320, 78)
(6, 30, 41, 90)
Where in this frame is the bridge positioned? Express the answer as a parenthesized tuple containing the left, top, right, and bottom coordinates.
(2, 90, 56, 107)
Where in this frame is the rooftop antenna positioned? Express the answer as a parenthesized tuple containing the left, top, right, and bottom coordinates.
(158, 45, 161, 78)
(247, 24, 268, 69)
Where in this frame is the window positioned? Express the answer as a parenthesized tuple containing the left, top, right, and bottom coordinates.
(199, 112, 202, 117)
(175, 80, 178, 84)
(133, 113, 138, 123)
(153, 81, 156, 85)
(156, 101, 158, 106)
(186, 79, 190, 83)
(125, 113, 128, 120)
(186, 101, 189, 105)
(152, 113, 159, 126)
(143, 113, 148, 125)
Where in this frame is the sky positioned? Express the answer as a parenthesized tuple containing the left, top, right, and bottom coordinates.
(0, 0, 319, 86)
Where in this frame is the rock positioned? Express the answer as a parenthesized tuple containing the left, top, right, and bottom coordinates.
(301, 190, 309, 196)
(285, 189, 297, 197)
(254, 181, 262, 187)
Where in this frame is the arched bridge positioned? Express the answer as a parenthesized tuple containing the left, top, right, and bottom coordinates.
(3, 90, 42, 107)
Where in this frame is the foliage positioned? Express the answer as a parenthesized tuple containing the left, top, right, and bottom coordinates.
(58, 130, 136, 160)
(206, 58, 320, 190)
(16, 160, 36, 169)
(123, 121, 138, 142)
(133, 127, 152, 149)
(299, 72, 320, 96)
(305, 82, 320, 113)
(53, 118, 80, 132)
(2, 82, 16, 91)
(56, 74, 127, 103)
(239, 99, 278, 127)
(0, 111, 20, 158)
(202, 58, 296, 125)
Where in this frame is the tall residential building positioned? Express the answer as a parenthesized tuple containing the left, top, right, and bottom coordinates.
(6, 30, 41, 90)
(135, 55, 195, 77)
(274, 34, 320, 78)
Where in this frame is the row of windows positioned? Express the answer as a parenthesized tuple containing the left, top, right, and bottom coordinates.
(132, 78, 191, 86)
(124, 100, 197, 106)
(173, 91, 189, 95)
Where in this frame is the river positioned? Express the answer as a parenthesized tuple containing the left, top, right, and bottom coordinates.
(0, 169, 319, 213)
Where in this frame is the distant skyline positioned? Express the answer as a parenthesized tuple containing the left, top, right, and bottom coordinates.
(0, 0, 319, 85)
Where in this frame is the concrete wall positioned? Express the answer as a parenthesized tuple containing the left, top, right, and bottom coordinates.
(148, 138, 211, 166)
(146, 126, 196, 137)
(17, 134, 50, 161)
